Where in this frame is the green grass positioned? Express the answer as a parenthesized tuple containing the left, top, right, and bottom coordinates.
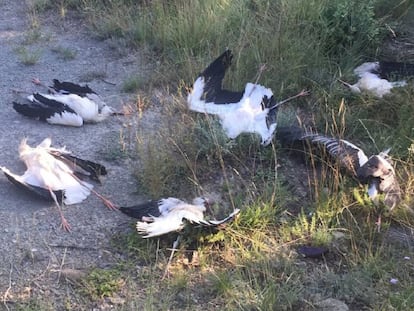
(15, 46, 42, 65)
(50, 45, 77, 60)
(11, 0, 414, 310)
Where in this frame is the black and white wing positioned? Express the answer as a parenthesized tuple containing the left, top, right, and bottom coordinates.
(198, 208, 241, 227)
(0, 166, 64, 202)
(188, 49, 243, 108)
(119, 200, 161, 220)
(301, 134, 369, 175)
(48, 150, 107, 183)
(13, 93, 83, 126)
(275, 126, 368, 176)
(51, 79, 96, 96)
(198, 49, 243, 104)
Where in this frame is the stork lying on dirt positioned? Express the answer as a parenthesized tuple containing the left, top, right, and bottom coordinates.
(0, 138, 117, 231)
(339, 61, 414, 98)
(276, 126, 401, 213)
(187, 49, 308, 146)
(13, 79, 119, 126)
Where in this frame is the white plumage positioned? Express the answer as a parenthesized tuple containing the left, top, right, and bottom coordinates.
(119, 197, 240, 238)
(187, 49, 307, 146)
(340, 61, 413, 98)
(13, 79, 116, 126)
(0, 137, 114, 230)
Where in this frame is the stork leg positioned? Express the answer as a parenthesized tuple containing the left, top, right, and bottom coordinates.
(162, 235, 181, 280)
(67, 171, 118, 210)
(90, 188, 118, 210)
(269, 89, 310, 110)
(48, 188, 71, 232)
(375, 214, 382, 233)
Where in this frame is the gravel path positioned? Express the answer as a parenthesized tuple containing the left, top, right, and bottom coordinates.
(0, 1, 146, 302)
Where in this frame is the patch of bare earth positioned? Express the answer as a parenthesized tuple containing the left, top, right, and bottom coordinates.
(0, 2, 155, 308)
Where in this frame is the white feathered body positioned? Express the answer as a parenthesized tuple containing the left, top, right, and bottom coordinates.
(350, 62, 407, 98)
(188, 80, 275, 144)
(32, 93, 113, 123)
(136, 198, 206, 238)
(17, 138, 92, 204)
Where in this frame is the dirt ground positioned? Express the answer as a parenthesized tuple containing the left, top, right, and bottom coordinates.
(0, 1, 149, 306)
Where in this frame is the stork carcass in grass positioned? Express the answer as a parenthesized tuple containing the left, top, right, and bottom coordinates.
(120, 196, 240, 278)
(276, 126, 401, 212)
(340, 61, 414, 98)
(119, 197, 240, 238)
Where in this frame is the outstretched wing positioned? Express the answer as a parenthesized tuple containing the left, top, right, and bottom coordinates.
(275, 126, 368, 176)
(301, 134, 368, 176)
(197, 49, 243, 104)
(1, 167, 64, 202)
(48, 151, 107, 183)
(119, 200, 161, 219)
(197, 208, 240, 227)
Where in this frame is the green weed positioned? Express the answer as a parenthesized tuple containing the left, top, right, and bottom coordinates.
(51, 45, 77, 60)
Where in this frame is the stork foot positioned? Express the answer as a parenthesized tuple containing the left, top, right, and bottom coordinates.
(60, 216, 72, 232)
(103, 198, 118, 210)
(32, 78, 42, 85)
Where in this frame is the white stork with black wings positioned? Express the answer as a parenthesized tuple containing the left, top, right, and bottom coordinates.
(13, 79, 117, 126)
(340, 61, 414, 98)
(119, 197, 240, 238)
(0, 138, 116, 231)
(187, 49, 308, 146)
(276, 126, 401, 210)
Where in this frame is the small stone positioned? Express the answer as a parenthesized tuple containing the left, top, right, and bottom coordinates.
(315, 298, 349, 311)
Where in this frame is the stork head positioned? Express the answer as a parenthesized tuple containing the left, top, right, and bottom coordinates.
(192, 197, 214, 212)
(100, 105, 116, 116)
(357, 150, 394, 180)
(87, 93, 107, 109)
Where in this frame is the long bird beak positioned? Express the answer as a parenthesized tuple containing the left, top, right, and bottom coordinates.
(338, 79, 352, 88)
(269, 89, 310, 110)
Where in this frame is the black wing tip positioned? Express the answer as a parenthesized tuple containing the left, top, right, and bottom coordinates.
(201, 49, 234, 76)
(119, 200, 160, 219)
(51, 79, 96, 95)
(377, 61, 414, 79)
(2, 170, 64, 202)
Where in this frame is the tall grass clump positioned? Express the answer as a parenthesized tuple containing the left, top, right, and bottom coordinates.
(78, 0, 398, 94)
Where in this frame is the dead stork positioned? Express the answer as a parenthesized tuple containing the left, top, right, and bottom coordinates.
(276, 126, 401, 211)
(119, 197, 240, 238)
(187, 49, 308, 146)
(120, 197, 240, 278)
(13, 79, 118, 126)
(340, 61, 414, 98)
(0, 138, 117, 231)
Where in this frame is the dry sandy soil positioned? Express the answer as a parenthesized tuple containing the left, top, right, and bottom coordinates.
(0, 2, 148, 307)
